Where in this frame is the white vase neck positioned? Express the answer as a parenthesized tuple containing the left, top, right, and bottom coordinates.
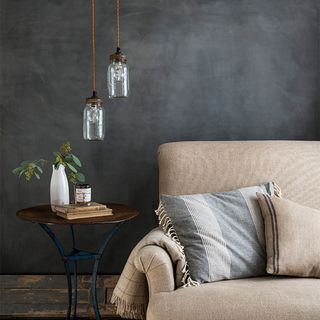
(52, 164, 66, 172)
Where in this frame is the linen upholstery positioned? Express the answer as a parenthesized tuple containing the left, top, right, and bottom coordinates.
(158, 141, 320, 210)
(111, 228, 185, 319)
(159, 182, 279, 283)
(113, 141, 320, 320)
(257, 193, 320, 278)
(147, 277, 320, 320)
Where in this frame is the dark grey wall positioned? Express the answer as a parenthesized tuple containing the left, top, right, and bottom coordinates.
(0, 0, 319, 274)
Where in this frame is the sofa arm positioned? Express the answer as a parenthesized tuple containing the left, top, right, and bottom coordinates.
(135, 245, 175, 295)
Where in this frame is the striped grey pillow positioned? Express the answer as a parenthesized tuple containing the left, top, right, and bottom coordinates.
(156, 182, 281, 285)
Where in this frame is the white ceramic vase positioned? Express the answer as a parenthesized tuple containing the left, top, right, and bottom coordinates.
(50, 165, 69, 212)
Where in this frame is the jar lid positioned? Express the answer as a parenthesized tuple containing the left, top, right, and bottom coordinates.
(86, 91, 102, 104)
(76, 183, 91, 188)
(110, 47, 127, 63)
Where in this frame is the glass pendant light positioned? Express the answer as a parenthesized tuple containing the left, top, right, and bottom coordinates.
(83, 0, 105, 141)
(83, 92, 104, 141)
(107, 0, 129, 98)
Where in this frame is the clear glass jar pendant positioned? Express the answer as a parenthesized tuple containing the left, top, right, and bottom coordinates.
(107, 48, 129, 98)
(83, 92, 105, 141)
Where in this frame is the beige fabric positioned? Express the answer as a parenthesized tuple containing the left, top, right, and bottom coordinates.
(158, 141, 320, 209)
(147, 277, 320, 320)
(257, 194, 320, 277)
(113, 141, 320, 319)
(111, 228, 185, 319)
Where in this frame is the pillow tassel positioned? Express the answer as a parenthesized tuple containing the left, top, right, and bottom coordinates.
(273, 182, 282, 198)
(155, 202, 199, 287)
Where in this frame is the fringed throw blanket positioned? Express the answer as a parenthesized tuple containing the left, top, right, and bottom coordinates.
(111, 228, 197, 319)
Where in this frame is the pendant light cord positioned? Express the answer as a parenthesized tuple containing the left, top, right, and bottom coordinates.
(91, 0, 96, 94)
(116, 0, 120, 51)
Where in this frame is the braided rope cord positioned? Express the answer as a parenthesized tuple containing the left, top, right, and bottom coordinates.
(91, 0, 96, 92)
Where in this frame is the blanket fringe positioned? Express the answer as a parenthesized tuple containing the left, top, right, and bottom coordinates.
(111, 293, 146, 320)
(155, 202, 200, 287)
(273, 182, 282, 198)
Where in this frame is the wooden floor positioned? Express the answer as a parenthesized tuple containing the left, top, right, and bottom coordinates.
(0, 318, 121, 320)
(0, 318, 120, 320)
(0, 275, 121, 319)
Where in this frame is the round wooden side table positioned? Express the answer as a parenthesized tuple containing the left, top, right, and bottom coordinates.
(17, 203, 139, 320)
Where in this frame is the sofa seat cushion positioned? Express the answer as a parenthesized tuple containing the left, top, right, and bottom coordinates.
(147, 277, 320, 320)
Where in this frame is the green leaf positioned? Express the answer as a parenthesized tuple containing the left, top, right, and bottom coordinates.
(66, 163, 77, 173)
(21, 160, 32, 166)
(53, 152, 61, 158)
(12, 167, 23, 174)
(38, 159, 47, 166)
(34, 172, 40, 179)
(71, 154, 82, 167)
(76, 172, 85, 182)
(19, 170, 26, 177)
(35, 165, 43, 173)
(65, 154, 73, 161)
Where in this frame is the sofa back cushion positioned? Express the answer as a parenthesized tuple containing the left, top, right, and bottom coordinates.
(158, 141, 320, 210)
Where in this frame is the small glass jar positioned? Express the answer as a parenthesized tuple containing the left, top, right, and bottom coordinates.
(107, 49, 129, 98)
(83, 93, 105, 141)
(75, 183, 91, 206)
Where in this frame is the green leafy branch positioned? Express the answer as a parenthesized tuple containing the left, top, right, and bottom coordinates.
(12, 159, 47, 181)
(12, 142, 85, 184)
(53, 142, 85, 184)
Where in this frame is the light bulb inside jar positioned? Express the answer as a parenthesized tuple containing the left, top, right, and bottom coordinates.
(83, 93, 105, 141)
(107, 49, 129, 98)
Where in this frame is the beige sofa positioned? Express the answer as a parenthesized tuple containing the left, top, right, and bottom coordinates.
(142, 141, 320, 320)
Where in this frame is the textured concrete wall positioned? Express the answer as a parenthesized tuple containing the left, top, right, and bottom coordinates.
(0, 0, 319, 273)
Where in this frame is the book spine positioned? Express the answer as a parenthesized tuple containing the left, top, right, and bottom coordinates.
(66, 209, 112, 216)
(55, 205, 107, 214)
(67, 206, 107, 213)
(56, 210, 113, 220)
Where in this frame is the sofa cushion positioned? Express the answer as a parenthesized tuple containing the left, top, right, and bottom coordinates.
(158, 141, 320, 211)
(157, 182, 281, 284)
(257, 193, 320, 278)
(147, 277, 320, 320)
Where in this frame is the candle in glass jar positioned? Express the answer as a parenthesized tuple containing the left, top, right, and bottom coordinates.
(75, 184, 91, 205)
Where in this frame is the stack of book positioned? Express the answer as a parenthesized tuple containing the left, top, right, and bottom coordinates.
(54, 203, 113, 220)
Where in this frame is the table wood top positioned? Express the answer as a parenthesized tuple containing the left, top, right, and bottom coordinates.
(16, 203, 139, 225)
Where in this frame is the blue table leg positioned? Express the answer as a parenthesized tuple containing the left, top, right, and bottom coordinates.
(73, 261, 78, 319)
(92, 222, 124, 320)
(65, 261, 72, 319)
(39, 223, 72, 320)
(70, 226, 78, 319)
(39, 222, 124, 320)
(92, 258, 100, 319)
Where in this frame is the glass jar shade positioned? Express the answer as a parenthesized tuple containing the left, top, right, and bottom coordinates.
(107, 59, 129, 98)
(83, 100, 105, 141)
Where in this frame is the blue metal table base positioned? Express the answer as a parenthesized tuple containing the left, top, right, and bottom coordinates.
(39, 222, 123, 320)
